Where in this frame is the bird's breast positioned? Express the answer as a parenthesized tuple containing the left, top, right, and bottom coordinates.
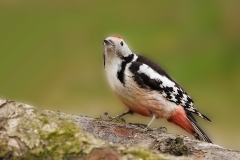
(114, 70, 177, 118)
(104, 61, 177, 119)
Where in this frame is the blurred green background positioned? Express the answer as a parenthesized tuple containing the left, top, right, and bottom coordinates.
(0, 0, 240, 150)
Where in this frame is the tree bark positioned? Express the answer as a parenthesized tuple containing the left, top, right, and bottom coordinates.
(0, 99, 239, 160)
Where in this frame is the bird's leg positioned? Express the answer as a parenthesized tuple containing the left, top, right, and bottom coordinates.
(142, 114, 156, 131)
(100, 109, 133, 123)
(147, 114, 156, 127)
(113, 109, 134, 119)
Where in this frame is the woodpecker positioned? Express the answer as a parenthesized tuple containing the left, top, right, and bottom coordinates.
(103, 36, 212, 143)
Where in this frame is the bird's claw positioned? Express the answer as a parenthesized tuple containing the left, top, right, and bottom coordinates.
(139, 126, 166, 133)
(111, 116, 126, 123)
(100, 111, 126, 123)
(142, 127, 149, 132)
(100, 111, 112, 120)
(157, 126, 167, 132)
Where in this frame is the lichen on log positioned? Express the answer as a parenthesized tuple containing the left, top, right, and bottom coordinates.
(0, 100, 194, 160)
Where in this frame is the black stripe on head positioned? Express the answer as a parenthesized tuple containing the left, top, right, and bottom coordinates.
(117, 54, 134, 85)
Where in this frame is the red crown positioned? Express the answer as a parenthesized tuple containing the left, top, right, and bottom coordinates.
(112, 36, 121, 38)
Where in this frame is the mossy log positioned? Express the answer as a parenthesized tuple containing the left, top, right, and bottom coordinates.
(0, 100, 239, 160)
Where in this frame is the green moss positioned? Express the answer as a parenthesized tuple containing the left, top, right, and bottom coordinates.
(163, 137, 189, 156)
(3, 104, 107, 160)
(0, 142, 21, 160)
(1, 102, 193, 160)
(22, 125, 97, 159)
(0, 144, 12, 158)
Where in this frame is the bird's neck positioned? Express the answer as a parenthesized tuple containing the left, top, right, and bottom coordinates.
(104, 56, 122, 90)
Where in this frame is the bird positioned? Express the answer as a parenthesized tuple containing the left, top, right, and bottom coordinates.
(103, 36, 212, 143)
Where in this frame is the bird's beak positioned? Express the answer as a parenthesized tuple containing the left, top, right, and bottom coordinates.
(103, 39, 113, 46)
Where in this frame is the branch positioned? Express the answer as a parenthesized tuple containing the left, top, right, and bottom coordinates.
(0, 99, 239, 160)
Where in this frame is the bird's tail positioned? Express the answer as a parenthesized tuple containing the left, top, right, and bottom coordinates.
(168, 106, 212, 143)
(186, 113, 212, 143)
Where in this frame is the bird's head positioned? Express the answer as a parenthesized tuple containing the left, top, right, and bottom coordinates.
(103, 36, 132, 60)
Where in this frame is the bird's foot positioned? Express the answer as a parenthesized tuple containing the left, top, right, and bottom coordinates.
(100, 111, 112, 120)
(100, 111, 126, 123)
(157, 126, 167, 132)
(142, 126, 150, 132)
(139, 126, 167, 133)
(137, 125, 152, 132)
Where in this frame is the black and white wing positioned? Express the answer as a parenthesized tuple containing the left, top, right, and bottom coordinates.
(129, 55, 211, 122)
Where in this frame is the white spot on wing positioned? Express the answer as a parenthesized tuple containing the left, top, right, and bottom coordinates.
(137, 64, 195, 109)
(137, 64, 175, 88)
(162, 92, 167, 97)
(182, 94, 188, 102)
(187, 106, 195, 112)
(170, 96, 178, 102)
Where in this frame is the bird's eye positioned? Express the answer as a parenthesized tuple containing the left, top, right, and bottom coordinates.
(120, 41, 124, 46)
